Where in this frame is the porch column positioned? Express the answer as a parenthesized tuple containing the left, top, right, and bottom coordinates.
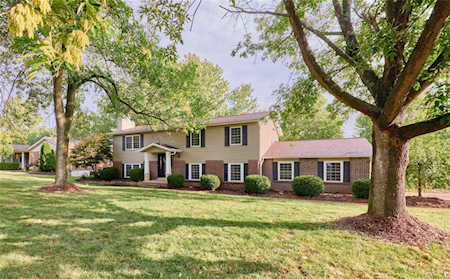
(144, 152, 150, 181)
(165, 151, 172, 177)
(21, 152, 25, 170)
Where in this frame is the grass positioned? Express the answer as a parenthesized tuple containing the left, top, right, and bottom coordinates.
(0, 171, 449, 278)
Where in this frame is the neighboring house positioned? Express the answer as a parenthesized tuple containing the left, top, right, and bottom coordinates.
(11, 137, 80, 170)
(111, 112, 372, 193)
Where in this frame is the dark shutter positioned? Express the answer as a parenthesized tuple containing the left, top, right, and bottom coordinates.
(141, 163, 144, 169)
(122, 136, 125, 150)
(224, 127, 230, 146)
(224, 163, 228, 181)
(294, 161, 300, 177)
(185, 164, 189, 179)
(140, 134, 144, 148)
(121, 164, 125, 178)
(244, 163, 248, 179)
(344, 161, 351, 183)
(186, 133, 190, 148)
(317, 161, 324, 180)
(201, 129, 206, 147)
(242, 125, 248, 145)
(272, 162, 278, 181)
(202, 163, 206, 176)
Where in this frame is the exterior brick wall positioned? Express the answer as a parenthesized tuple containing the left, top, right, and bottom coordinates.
(112, 161, 122, 177)
(205, 160, 224, 181)
(173, 160, 186, 176)
(325, 183, 351, 193)
(149, 161, 158, 180)
(29, 152, 40, 166)
(299, 159, 317, 176)
(262, 159, 273, 180)
(350, 158, 371, 183)
(248, 160, 259, 175)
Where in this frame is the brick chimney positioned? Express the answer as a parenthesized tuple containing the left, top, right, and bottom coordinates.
(117, 118, 135, 130)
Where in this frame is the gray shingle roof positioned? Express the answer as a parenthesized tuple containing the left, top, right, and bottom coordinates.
(264, 138, 372, 159)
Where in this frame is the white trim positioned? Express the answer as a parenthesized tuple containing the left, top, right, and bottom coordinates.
(124, 135, 141, 151)
(138, 142, 181, 153)
(27, 136, 50, 151)
(229, 126, 242, 145)
(188, 163, 202, 181)
(323, 161, 344, 183)
(277, 161, 294, 181)
(228, 163, 244, 182)
(124, 163, 142, 178)
(190, 132, 201, 147)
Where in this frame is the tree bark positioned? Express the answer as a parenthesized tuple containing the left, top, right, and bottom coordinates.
(53, 68, 67, 187)
(368, 124, 409, 217)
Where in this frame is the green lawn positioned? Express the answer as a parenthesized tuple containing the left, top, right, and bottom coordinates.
(0, 171, 449, 278)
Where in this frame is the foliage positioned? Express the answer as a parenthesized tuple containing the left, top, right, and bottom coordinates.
(273, 90, 345, 140)
(129, 168, 144, 182)
(39, 142, 55, 172)
(355, 114, 372, 142)
(200, 174, 221, 191)
(26, 126, 54, 145)
(70, 108, 120, 139)
(167, 173, 185, 188)
(292, 176, 324, 197)
(352, 178, 371, 199)
(70, 134, 112, 171)
(244, 175, 271, 193)
(0, 162, 19, 170)
(97, 167, 119, 181)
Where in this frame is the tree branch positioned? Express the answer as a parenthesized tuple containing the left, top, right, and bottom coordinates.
(382, 0, 450, 125)
(283, 0, 379, 118)
(398, 113, 450, 140)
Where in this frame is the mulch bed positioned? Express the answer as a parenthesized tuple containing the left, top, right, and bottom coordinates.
(38, 183, 92, 193)
(335, 213, 449, 247)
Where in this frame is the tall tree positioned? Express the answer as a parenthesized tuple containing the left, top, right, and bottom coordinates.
(6, 0, 199, 188)
(224, 1, 450, 221)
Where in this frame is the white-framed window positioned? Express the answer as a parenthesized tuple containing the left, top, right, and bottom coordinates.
(125, 163, 141, 178)
(190, 132, 200, 147)
(228, 163, 244, 182)
(229, 126, 242, 145)
(189, 163, 202, 181)
(324, 161, 343, 183)
(278, 161, 294, 181)
(125, 135, 141, 150)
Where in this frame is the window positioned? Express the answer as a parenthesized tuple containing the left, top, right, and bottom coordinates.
(230, 126, 242, 145)
(190, 132, 200, 147)
(125, 135, 141, 150)
(228, 163, 243, 182)
(125, 163, 141, 178)
(324, 161, 343, 183)
(278, 162, 294, 181)
(189, 163, 202, 181)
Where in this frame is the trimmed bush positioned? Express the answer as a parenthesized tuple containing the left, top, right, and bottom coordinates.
(39, 142, 56, 172)
(98, 167, 119, 181)
(200, 174, 221, 190)
(167, 173, 184, 188)
(0, 162, 20, 170)
(245, 175, 271, 193)
(352, 178, 371, 199)
(292, 176, 324, 196)
(129, 168, 144, 182)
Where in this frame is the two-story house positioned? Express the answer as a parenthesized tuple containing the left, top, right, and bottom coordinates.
(111, 112, 372, 193)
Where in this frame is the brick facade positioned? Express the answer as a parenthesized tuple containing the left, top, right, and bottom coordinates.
(149, 161, 158, 180)
(173, 160, 186, 176)
(205, 160, 224, 181)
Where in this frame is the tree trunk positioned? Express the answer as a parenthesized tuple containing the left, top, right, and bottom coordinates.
(368, 124, 409, 217)
(53, 68, 67, 187)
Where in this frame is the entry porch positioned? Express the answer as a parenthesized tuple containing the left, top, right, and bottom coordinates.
(138, 143, 182, 181)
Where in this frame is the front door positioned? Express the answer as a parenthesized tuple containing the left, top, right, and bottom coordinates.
(157, 153, 166, 177)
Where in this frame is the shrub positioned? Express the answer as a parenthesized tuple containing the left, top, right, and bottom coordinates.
(39, 142, 56, 172)
(0, 162, 20, 170)
(292, 176, 324, 196)
(245, 175, 271, 193)
(129, 168, 144, 182)
(29, 166, 39, 172)
(167, 173, 184, 188)
(98, 167, 119, 181)
(200, 174, 221, 190)
(352, 178, 371, 199)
